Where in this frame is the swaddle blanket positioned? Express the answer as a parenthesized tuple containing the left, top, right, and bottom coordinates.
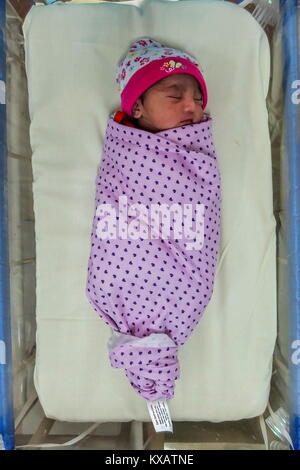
(86, 114, 221, 401)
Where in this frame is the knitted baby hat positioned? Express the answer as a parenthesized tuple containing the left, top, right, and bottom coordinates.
(116, 37, 208, 117)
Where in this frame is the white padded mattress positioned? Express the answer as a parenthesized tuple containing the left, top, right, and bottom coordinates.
(23, 0, 277, 422)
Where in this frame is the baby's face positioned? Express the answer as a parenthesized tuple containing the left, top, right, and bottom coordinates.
(132, 74, 204, 133)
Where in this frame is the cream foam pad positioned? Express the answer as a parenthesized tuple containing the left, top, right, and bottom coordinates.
(23, 0, 276, 422)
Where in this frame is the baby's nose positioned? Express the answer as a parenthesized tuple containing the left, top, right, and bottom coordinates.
(182, 97, 196, 111)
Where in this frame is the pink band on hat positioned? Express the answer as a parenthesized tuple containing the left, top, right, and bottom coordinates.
(121, 57, 208, 117)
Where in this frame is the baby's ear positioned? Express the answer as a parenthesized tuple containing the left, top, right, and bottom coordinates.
(132, 99, 143, 118)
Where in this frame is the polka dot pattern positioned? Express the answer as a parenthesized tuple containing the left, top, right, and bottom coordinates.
(86, 115, 221, 400)
(111, 341, 179, 401)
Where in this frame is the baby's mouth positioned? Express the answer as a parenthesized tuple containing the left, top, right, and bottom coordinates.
(180, 119, 193, 125)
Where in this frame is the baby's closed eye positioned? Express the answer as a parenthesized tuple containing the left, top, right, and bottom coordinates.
(168, 96, 203, 102)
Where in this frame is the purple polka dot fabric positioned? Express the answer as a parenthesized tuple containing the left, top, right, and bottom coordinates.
(86, 114, 221, 401)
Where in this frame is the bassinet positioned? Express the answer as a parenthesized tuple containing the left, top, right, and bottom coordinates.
(0, 0, 299, 450)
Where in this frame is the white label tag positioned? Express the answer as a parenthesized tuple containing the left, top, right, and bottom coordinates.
(146, 399, 173, 433)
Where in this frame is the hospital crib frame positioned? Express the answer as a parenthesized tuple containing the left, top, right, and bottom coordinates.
(0, 0, 299, 450)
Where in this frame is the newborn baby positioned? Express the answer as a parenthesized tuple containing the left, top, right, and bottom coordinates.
(113, 37, 208, 132)
(86, 37, 221, 403)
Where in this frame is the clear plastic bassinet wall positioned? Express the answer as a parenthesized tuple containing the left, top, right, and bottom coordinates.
(1, 0, 300, 451)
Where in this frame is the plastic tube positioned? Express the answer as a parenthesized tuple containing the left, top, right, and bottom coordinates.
(279, 0, 300, 451)
(0, 0, 15, 451)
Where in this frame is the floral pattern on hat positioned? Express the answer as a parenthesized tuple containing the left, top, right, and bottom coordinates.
(116, 37, 203, 94)
(160, 60, 187, 73)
